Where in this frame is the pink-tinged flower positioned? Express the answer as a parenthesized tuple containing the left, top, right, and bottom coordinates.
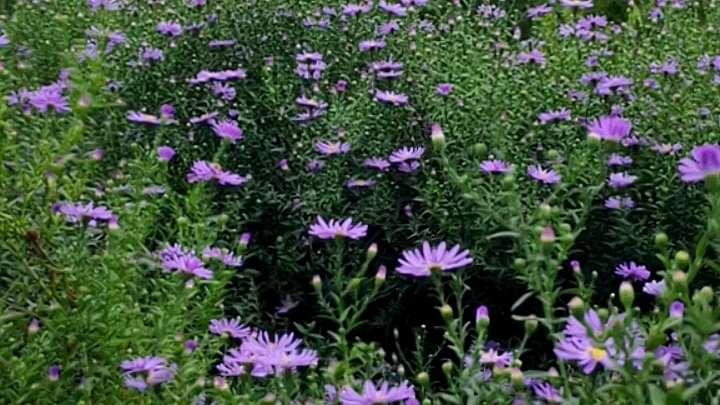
(308, 216, 368, 240)
(527, 165, 561, 184)
(58, 201, 113, 223)
(316, 140, 351, 155)
(347, 179, 374, 188)
(607, 172, 637, 188)
(210, 119, 243, 144)
(587, 116, 631, 142)
(157, 146, 175, 161)
(651, 142, 683, 155)
(643, 279, 666, 296)
(389, 146, 424, 163)
(538, 108, 571, 124)
(480, 159, 512, 173)
(364, 157, 391, 170)
(162, 254, 213, 279)
(560, 0, 593, 7)
(209, 319, 251, 338)
(374, 90, 408, 105)
(678, 144, 720, 183)
(339, 380, 415, 405)
(615, 261, 650, 281)
(48, 366, 59, 381)
(396, 241, 472, 277)
(128, 110, 162, 125)
(606, 154, 632, 166)
(436, 83, 452, 96)
(478, 349, 513, 368)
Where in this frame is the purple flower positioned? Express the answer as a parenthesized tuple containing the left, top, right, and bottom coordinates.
(364, 157, 391, 170)
(389, 147, 424, 163)
(396, 241, 472, 277)
(210, 119, 243, 144)
(480, 159, 512, 173)
(49, 366, 60, 381)
(678, 144, 720, 183)
(162, 253, 213, 279)
(533, 382, 563, 403)
(308, 216, 368, 240)
(560, 0, 593, 8)
(276, 295, 300, 314)
(604, 196, 634, 210)
(615, 261, 650, 281)
(517, 50, 545, 65)
(379, 0, 407, 16)
(157, 146, 175, 161)
(209, 319, 251, 338)
(478, 349, 513, 368)
(308, 159, 325, 171)
(88, 0, 120, 12)
(643, 279, 666, 296)
(436, 83, 453, 96)
(538, 108, 571, 124)
(587, 116, 631, 142)
(527, 165, 561, 184)
(28, 87, 70, 113)
(374, 90, 408, 105)
(358, 39, 386, 51)
(398, 161, 420, 172)
(347, 179, 374, 188)
(128, 111, 162, 125)
(554, 337, 613, 373)
(120, 356, 176, 392)
(157, 21, 183, 36)
(189, 111, 219, 124)
(58, 201, 113, 223)
(669, 301, 684, 318)
(339, 380, 415, 405)
(606, 154, 632, 166)
(607, 172, 637, 188)
(316, 141, 351, 155)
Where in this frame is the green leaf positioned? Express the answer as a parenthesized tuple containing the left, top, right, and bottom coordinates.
(681, 371, 720, 401)
(486, 231, 520, 241)
(511, 291, 535, 311)
(647, 384, 666, 405)
(437, 393, 462, 404)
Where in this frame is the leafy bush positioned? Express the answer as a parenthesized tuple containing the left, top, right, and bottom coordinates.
(3, 0, 720, 404)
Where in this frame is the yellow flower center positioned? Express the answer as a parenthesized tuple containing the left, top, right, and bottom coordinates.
(588, 346, 607, 361)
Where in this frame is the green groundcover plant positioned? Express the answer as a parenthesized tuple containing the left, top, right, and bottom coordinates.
(4, 0, 720, 404)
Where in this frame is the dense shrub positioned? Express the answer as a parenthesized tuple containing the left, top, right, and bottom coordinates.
(3, 0, 720, 404)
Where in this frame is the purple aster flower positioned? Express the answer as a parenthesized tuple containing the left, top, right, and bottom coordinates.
(128, 111, 162, 125)
(606, 154, 632, 166)
(209, 318, 251, 338)
(587, 116, 631, 142)
(187, 161, 219, 182)
(527, 165, 561, 184)
(121, 356, 176, 391)
(436, 83, 453, 96)
(142, 185, 166, 195)
(396, 241, 472, 277)
(189, 111, 219, 124)
(554, 337, 613, 373)
(533, 383, 563, 403)
(527, 4, 552, 18)
(374, 90, 408, 105)
(643, 279, 666, 296)
(215, 171, 248, 186)
(379, 0, 407, 16)
(478, 349, 513, 368)
(538, 108, 571, 124)
(58, 201, 113, 223)
(316, 140, 351, 155)
(651, 143, 683, 155)
(339, 380, 415, 404)
(157, 21, 183, 36)
(308, 159, 324, 171)
(28, 88, 70, 113)
(678, 144, 720, 183)
(162, 254, 213, 279)
(364, 157, 391, 170)
(276, 295, 300, 314)
(48, 366, 60, 381)
(88, 0, 120, 12)
(389, 146, 424, 163)
(210, 119, 243, 144)
(398, 161, 420, 173)
(358, 39, 386, 51)
(308, 216, 368, 240)
(560, 0, 593, 7)
(607, 172, 637, 188)
(121, 356, 168, 373)
(347, 179, 374, 188)
(157, 146, 175, 161)
(615, 261, 650, 281)
(669, 301, 684, 318)
(604, 196, 634, 210)
(480, 159, 512, 173)
(517, 49, 545, 65)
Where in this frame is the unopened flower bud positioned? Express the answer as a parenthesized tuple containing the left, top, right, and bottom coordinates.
(348, 277, 362, 291)
(514, 258, 526, 271)
(669, 301, 684, 319)
(213, 377, 228, 390)
(674, 250, 690, 269)
(501, 174, 515, 189)
(472, 142, 487, 157)
(397, 364, 405, 377)
(431, 123, 445, 151)
(654, 232, 668, 249)
(393, 328, 399, 339)
(312, 275, 322, 291)
(375, 265, 387, 287)
(539, 203, 552, 218)
(672, 270, 687, 289)
(540, 226, 556, 245)
(239, 232, 251, 248)
(416, 371, 430, 386)
(217, 214, 229, 225)
(441, 361, 453, 375)
(367, 243, 378, 261)
(568, 297, 585, 319)
(29, 319, 40, 334)
(559, 223, 572, 234)
(524, 315, 538, 335)
(176, 216, 189, 226)
(260, 394, 276, 404)
(440, 304, 454, 321)
(597, 308, 609, 321)
(510, 368, 524, 390)
(547, 367, 559, 381)
(700, 286, 714, 303)
(547, 149, 559, 160)
(570, 260, 581, 273)
(476, 305, 490, 329)
(619, 281, 635, 309)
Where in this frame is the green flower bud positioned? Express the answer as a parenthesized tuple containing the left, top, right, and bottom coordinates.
(441, 361, 453, 375)
(514, 258, 527, 271)
(367, 243, 378, 261)
(674, 250, 690, 269)
(619, 281, 635, 309)
(440, 304, 454, 321)
(348, 277, 362, 291)
(501, 174, 515, 189)
(416, 371, 430, 386)
(524, 316, 538, 335)
(568, 297, 585, 319)
(311, 275, 322, 291)
(217, 214, 229, 225)
(472, 142, 487, 157)
(654, 232, 669, 249)
(510, 368, 524, 390)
